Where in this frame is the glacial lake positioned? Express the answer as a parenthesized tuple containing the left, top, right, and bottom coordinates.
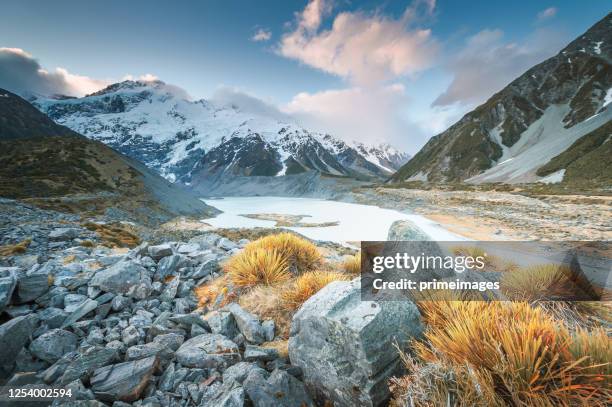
(201, 196, 465, 245)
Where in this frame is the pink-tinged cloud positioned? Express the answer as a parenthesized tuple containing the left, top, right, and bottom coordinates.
(278, 0, 438, 85)
(0, 47, 110, 96)
(251, 28, 272, 42)
(537, 7, 558, 21)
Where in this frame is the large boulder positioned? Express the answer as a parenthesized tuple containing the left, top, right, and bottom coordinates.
(49, 227, 80, 241)
(386, 220, 430, 241)
(89, 260, 151, 299)
(288, 279, 423, 407)
(226, 303, 265, 344)
(90, 356, 159, 402)
(0, 314, 38, 366)
(15, 273, 49, 304)
(175, 333, 240, 369)
(29, 329, 78, 363)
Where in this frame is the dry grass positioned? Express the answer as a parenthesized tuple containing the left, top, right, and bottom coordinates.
(0, 238, 31, 257)
(79, 240, 95, 248)
(393, 301, 612, 406)
(239, 285, 293, 338)
(261, 340, 289, 359)
(195, 275, 235, 308)
(281, 270, 350, 311)
(341, 252, 361, 275)
(83, 222, 140, 248)
(245, 232, 322, 273)
(224, 248, 290, 289)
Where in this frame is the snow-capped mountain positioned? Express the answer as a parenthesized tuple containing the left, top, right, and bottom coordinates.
(393, 12, 611, 185)
(32, 80, 409, 188)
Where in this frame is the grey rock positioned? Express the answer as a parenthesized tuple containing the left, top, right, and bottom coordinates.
(90, 355, 160, 402)
(5, 304, 32, 318)
(0, 314, 38, 365)
(62, 299, 98, 328)
(15, 273, 49, 303)
(217, 238, 238, 251)
(243, 345, 279, 362)
(111, 295, 130, 312)
(243, 368, 313, 407)
(57, 346, 119, 385)
(37, 307, 68, 329)
(175, 333, 240, 369)
(386, 220, 430, 241)
(200, 383, 245, 407)
(152, 333, 185, 351)
(288, 279, 423, 407)
(155, 255, 188, 281)
(49, 227, 80, 241)
(191, 324, 209, 337)
(159, 277, 180, 302)
(222, 362, 266, 384)
(125, 342, 172, 361)
(90, 260, 152, 299)
(177, 243, 199, 254)
(64, 293, 88, 312)
(0, 272, 17, 312)
(122, 325, 140, 346)
(190, 259, 219, 279)
(226, 303, 264, 344)
(148, 244, 173, 261)
(262, 320, 275, 342)
(30, 329, 78, 363)
(204, 311, 239, 338)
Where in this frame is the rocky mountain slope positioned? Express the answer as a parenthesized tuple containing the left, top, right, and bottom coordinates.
(32, 81, 409, 189)
(392, 13, 611, 185)
(0, 89, 218, 224)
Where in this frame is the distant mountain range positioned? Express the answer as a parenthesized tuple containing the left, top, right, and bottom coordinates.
(0, 88, 218, 224)
(393, 12, 611, 186)
(32, 81, 410, 191)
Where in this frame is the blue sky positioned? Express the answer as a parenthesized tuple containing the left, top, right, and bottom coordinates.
(1, 1, 609, 152)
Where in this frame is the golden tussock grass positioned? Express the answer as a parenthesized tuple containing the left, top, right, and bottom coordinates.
(245, 232, 322, 273)
(0, 238, 31, 257)
(83, 221, 140, 248)
(281, 270, 350, 311)
(224, 248, 290, 289)
(393, 301, 612, 406)
(341, 252, 361, 275)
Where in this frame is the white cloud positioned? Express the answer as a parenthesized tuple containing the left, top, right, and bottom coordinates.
(211, 86, 291, 121)
(537, 7, 558, 21)
(251, 28, 272, 42)
(278, 0, 438, 85)
(283, 84, 427, 150)
(0, 47, 110, 96)
(433, 27, 566, 106)
(122, 73, 160, 82)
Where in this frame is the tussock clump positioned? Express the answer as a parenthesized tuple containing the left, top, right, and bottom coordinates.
(245, 232, 322, 273)
(239, 285, 292, 338)
(224, 248, 290, 289)
(281, 270, 350, 311)
(341, 252, 361, 275)
(393, 301, 612, 407)
(0, 238, 31, 257)
(83, 222, 140, 248)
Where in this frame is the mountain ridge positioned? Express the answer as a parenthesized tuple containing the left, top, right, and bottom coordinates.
(392, 12, 611, 185)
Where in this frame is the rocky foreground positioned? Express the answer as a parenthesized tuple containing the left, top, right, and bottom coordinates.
(0, 199, 423, 407)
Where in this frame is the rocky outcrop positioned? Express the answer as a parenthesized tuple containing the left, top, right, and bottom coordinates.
(387, 220, 430, 241)
(289, 279, 423, 407)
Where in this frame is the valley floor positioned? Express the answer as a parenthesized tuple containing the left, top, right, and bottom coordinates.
(351, 187, 612, 241)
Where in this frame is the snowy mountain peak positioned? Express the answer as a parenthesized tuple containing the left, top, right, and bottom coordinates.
(32, 81, 410, 187)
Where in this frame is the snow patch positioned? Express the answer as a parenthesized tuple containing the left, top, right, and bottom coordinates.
(538, 169, 565, 184)
(593, 41, 603, 55)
